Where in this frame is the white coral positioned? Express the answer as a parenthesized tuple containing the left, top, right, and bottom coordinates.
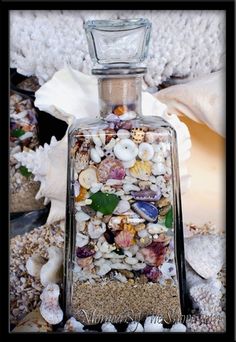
(10, 10, 225, 86)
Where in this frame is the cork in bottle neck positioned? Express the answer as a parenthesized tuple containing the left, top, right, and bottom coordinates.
(97, 75, 143, 118)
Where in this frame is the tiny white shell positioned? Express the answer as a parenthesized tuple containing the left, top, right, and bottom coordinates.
(114, 199, 130, 214)
(138, 230, 149, 238)
(98, 130, 106, 145)
(114, 139, 138, 162)
(101, 322, 117, 332)
(119, 111, 137, 120)
(97, 263, 112, 276)
(90, 182, 103, 193)
(147, 223, 168, 234)
(64, 317, 84, 332)
(122, 159, 136, 168)
(170, 323, 187, 332)
(123, 184, 140, 193)
(92, 133, 102, 147)
(131, 263, 147, 270)
(104, 138, 116, 150)
(117, 129, 130, 139)
(138, 142, 154, 161)
(75, 211, 90, 222)
(95, 144, 104, 157)
(88, 221, 106, 239)
(152, 162, 166, 176)
(125, 257, 139, 265)
(144, 316, 163, 332)
(90, 148, 101, 163)
(76, 232, 89, 247)
(126, 321, 144, 332)
(111, 263, 132, 270)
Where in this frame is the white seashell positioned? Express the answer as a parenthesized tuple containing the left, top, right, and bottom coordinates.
(95, 144, 104, 157)
(136, 251, 145, 262)
(111, 263, 132, 270)
(125, 257, 139, 265)
(145, 131, 158, 143)
(78, 167, 98, 189)
(75, 211, 90, 222)
(170, 323, 187, 332)
(119, 111, 137, 120)
(123, 184, 140, 193)
(40, 284, 63, 325)
(122, 159, 136, 168)
(101, 322, 117, 332)
(124, 176, 138, 184)
(92, 133, 102, 147)
(94, 258, 106, 266)
(12, 309, 52, 332)
(147, 223, 168, 234)
(126, 321, 144, 332)
(99, 241, 116, 254)
(115, 190, 125, 196)
(103, 252, 125, 259)
(114, 200, 130, 214)
(124, 250, 133, 257)
(106, 179, 123, 186)
(138, 230, 149, 238)
(113, 272, 127, 283)
(98, 130, 106, 145)
(104, 138, 116, 150)
(76, 221, 86, 233)
(94, 251, 103, 259)
(150, 184, 159, 192)
(114, 139, 138, 162)
(152, 162, 166, 176)
(90, 148, 101, 163)
(64, 317, 84, 332)
(159, 262, 176, 279)
(138, 142, 154, 161)
(117, 129, 130, 139)
(152, 152, 165, 164)
(128, 245, 139, 256)
(184, 235, 225, 279)
(88, 221, 106, 239)
(97, 263, 112, 276)
(90, 182, 103, 193)
(144, 316, 163, 332)
(76, 232, 89, 247)
(40, 247, 63, 286)
(132, 262, 147, 270)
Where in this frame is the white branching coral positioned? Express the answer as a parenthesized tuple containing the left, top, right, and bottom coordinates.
(186, 312, 226, 332)
(10, 10, 225, 86)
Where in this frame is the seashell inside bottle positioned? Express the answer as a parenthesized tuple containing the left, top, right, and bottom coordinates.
(64, 18, 188, 326)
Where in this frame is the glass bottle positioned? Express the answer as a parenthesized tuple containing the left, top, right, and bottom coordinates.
(64, 19, 187, 326)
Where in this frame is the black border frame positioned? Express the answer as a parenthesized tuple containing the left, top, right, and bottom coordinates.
(0, 1, 235, 341)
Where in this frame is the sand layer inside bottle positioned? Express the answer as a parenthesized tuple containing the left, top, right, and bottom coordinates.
(69, 110, 181, 323)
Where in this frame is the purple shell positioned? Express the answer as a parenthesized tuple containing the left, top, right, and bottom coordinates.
(131, 189, 161, 202)
(76, 245, 95, 258)
(142, 265, 162, 282)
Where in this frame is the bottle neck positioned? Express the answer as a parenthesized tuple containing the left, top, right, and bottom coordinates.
(97, 74, 143, 119)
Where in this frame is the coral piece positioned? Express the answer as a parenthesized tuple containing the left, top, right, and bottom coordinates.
(186, 312, 225, 332)
(26, 254, 46, 278)
(189, 280, 223, 315)
(40, 247, 63, 287)
(39, 284, 63, 325)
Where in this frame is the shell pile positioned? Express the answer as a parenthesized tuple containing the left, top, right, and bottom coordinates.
(70, 105, 178, 286)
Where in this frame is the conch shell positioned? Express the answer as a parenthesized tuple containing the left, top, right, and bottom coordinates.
(14, 67, 191, 224)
